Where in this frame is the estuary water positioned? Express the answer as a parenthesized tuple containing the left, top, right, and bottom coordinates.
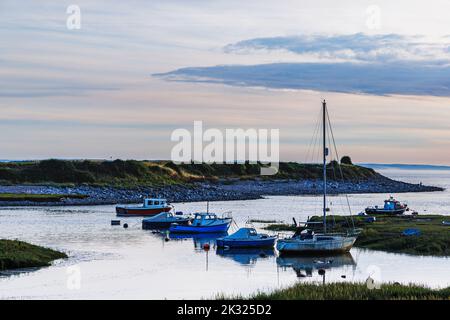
(0, 168, 449, 299)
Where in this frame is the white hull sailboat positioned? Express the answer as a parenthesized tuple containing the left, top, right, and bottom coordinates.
(277, 100, 358, 255)
(276, 233, 356, 254)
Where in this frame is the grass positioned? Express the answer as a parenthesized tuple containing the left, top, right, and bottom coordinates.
(220, 282, 450, 300)
(0, 239, 67, 271)
(0, 159, 380, 188)
(0, 193, 88, 202)
(264, 214, 450, 256)
(248, 219, 281, 223)
(264, 224, 298, 232)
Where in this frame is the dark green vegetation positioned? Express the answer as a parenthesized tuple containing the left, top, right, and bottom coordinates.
(230, 282, 450, 300)
(0, 193, 87, 202)
(264, 224, 298, 232)
(264, 215, 450, 256)
(0, 239, 67, 271)
(340, 156, 353, 165)
(0, 159, 379, 187)
(248, 219, 280, 223)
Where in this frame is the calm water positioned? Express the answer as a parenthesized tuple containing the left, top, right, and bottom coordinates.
(0, 168, 449, 299)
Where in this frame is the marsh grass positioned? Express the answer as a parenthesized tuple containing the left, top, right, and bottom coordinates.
(217, 282, 450, 300)
(0, 239, 67, 271)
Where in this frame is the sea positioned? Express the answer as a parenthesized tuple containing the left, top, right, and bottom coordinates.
(0, 168, 449, 299)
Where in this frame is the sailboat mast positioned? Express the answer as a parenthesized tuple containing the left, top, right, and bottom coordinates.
(322, 100, 327, 234)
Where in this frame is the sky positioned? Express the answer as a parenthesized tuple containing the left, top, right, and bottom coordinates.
(1, 1, 450, 164)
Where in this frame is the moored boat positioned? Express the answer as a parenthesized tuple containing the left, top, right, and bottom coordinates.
(276, 100, 358, 255)
(142, 212, 191, 229)
(216, 227, 276, 248)
(169, 212, 232, 233)
(116, 198, 171, 217)
(276, 230, 357, 254)
(276, 253, 356, 277)
(365, 196, 408, 215)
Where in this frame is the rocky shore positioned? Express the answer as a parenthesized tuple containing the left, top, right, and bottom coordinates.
(0, 175, 443, 206)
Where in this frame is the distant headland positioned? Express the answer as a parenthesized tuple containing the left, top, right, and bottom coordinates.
(0, 159, 444, 206)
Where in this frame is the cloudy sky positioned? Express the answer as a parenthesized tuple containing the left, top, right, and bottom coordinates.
(1, 1, 450, 164)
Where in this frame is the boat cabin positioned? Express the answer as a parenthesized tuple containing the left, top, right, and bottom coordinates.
(190, 212, 226, 226)
(143, 198, 168, 208)
(297, 229, 314, 240)
(192, 212, 218, 223)
(227, 227, 258, 239)
(383, 197, 404, 210)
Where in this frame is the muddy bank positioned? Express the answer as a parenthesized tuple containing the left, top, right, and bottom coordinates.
(0, 175, 443, 206)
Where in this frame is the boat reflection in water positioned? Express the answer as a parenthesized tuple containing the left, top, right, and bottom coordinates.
(167, 232, 227, 250)
(216, 248, 276, 266)
(276, 253, 356, 279)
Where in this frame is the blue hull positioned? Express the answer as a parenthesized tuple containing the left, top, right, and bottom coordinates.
(169, 221, 231, 233)
(216, 237, 276, 248)
(142, 218, 190, 230)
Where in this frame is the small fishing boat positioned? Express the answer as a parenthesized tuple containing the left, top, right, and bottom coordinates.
(216, 228, 276, 248)
(169, 212, 232, 233)
(365, 196, 407, 215)
(142, 212, 191, 229)
(277, 100, 358, 255)
(116, 198, 171, 217)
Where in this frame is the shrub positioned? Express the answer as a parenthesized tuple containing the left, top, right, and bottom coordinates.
(340, 156, 353, 165)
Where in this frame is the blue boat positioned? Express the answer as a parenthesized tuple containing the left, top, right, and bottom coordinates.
(216, 228, 276, 248)
(169, 212, 232, 233)
(142, 212, 191, 229)
(365, 196, 408, 215)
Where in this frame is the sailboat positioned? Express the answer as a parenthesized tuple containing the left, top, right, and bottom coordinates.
(276, 100, 358, 255)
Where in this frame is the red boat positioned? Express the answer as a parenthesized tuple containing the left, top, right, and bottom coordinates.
(116, 198, 172, 217)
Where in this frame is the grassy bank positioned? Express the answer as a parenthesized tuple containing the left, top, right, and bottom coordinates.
(0, 193, 88, 202)
(0, 239, 67, 271)
(263, 214, 450, 256)
(224, 282, 450, 300)
(0, 159, 379, 187)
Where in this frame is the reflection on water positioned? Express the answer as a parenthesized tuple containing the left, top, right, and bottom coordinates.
(216, 248, 276, 266)
(167, 232, 227, 250)
(277, 253, 356, 278)
(0, 168, 449, 299)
